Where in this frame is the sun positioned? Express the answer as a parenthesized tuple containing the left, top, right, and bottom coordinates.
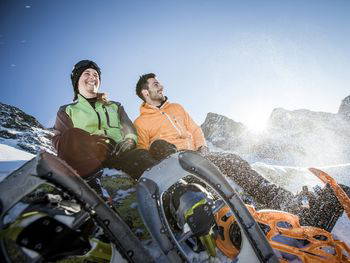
(243, 114, 268, 134)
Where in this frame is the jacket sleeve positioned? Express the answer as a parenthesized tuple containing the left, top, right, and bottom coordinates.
(180, 105, 206, 150)
(134, 119, 150, 150)
(117, 103, 138, 143)
(52, 106, 74, 152)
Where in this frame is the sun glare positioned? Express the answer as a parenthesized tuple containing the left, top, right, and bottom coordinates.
(243, 114, 268, 134)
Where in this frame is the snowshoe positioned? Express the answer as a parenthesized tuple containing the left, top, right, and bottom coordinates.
(137, 151, 279, 262)
(0, 151, 153, 263)
(136, 151, 350, 262)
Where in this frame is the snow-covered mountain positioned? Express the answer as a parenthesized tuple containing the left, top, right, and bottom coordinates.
(202, 95, 350, 167)
(0, 102, 55, 154)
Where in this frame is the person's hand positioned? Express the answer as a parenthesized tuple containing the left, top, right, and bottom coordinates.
(197, 145, 209, 156)
(94, 136, 116, 161)
(114, 139, 136, 157)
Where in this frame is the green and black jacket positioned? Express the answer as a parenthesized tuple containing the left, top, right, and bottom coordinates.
(52, 94, 137, 153)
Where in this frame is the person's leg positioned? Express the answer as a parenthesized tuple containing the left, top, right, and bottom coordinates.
(149, 139, 178, 161)
(57, 128, 105, 177)
(111, 148, 158, 180)
(107, 140, 177, 180)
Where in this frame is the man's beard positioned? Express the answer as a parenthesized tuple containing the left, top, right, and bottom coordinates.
(150, 92, 165, 103)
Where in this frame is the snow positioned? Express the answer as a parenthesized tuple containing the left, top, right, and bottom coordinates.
(113, 188, 136, 201)
(0, 143, 34, 182)
(332, 212, 350, 245)
(0, 143, 34, 161)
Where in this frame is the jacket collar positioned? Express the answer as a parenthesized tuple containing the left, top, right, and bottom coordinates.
(140, 97, 169, 115)
(77, 94, 102, 109)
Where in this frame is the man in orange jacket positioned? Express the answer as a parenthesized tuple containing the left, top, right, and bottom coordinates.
(134, 73, 208, 160)
(133, 73, 347, 232)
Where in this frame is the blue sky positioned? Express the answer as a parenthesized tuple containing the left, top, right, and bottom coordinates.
(1, 0, 350, 131)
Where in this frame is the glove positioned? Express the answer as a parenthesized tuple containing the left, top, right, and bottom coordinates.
(197, 145, 209, 156)
(113, 138, 136, 157)
(94, 136, 116, 162)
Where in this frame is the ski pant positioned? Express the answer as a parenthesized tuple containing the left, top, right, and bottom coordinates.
(56, 128, 157, 179)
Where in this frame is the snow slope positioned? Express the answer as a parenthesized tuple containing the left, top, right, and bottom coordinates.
(0, 143, 34, 182)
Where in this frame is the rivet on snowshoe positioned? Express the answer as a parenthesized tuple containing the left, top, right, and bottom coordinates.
(34, 243, 42, 250)
(21, 238, 29, 245)
(55, 226, 63, 233)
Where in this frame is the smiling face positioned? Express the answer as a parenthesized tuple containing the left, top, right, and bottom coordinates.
(142, 77, 165, 106)
(77, 68, 100, 98)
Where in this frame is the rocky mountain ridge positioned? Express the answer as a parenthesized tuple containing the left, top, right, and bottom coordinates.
(0, 102, 54, 155)
(202, 95, 350, 166)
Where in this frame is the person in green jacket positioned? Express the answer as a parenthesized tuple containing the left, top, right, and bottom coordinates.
(52, 60, 156, 182)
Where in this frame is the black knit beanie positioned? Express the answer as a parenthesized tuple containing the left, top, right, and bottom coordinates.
(71, 60, 101, 100)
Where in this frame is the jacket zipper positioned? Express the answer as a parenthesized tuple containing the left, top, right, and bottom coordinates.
(163, 112, 192, 149)
(103, 106, 111, 127)
(95, 110, 102, 130)
(85, 98, 106, 135)
(163, 112, 182, 136)
(96, 111, 107, 135)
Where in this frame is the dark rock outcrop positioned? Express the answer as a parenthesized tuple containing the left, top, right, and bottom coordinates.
(201, 112, 246, 150)
(0, 102, 55, 154)
(338, 95, 350, 121)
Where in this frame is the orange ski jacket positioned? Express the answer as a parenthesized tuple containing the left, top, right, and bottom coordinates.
(134, 100, 206, 151)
